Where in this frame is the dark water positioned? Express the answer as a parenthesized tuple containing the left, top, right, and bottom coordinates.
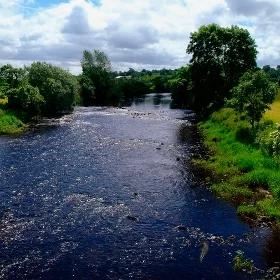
(0, 93, 277, 279)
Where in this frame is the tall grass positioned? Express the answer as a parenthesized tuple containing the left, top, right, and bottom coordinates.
(0, 109, 25, 134)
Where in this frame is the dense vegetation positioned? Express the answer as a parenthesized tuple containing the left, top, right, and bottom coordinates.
(0, 63, 79, 133)
(179, 24, 280, 225)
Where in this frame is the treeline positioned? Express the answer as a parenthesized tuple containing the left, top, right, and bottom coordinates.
(79, 50, 182, 107)
(79, 50, 151, 106)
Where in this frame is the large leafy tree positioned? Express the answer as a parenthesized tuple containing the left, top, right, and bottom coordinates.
(0, 64, 27, 91)
(28, 62, 79, 115)
(80, 50, 113, 106)
(187, 24, 257, 116)
(230, 70, 278, 128)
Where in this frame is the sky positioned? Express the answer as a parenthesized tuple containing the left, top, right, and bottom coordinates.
(0, 0, 279, 74)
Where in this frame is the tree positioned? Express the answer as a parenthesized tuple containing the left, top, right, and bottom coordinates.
(7, 84, 45, 116)
(187, 24, 257, 116)
(230, 70, 278, 129)
(0, 64, 27, 90)
(28, 62, 78, 115)
(168, 67, 191, 108)
(80, 50, 113, 105)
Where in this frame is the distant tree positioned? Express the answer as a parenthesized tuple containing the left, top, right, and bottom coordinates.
(262, 65, 280, 84)
(230, 70, 278, 129)
(168, 67, 191, 108)
(80, 50, 113, 105)
(187, 24, 257, 116)
(28, 62, 78, 115)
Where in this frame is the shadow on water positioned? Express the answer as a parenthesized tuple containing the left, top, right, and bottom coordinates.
(0, 93, 279, 279)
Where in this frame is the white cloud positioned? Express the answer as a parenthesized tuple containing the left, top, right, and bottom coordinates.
(0, 0, 279, 73)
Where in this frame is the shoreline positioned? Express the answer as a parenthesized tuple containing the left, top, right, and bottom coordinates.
(193, 108, 280, 229)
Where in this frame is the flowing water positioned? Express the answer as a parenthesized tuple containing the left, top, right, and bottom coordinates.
(0, 93, 278, 279)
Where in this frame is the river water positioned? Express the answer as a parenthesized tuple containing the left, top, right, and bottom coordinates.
(0, 93, 278, 279)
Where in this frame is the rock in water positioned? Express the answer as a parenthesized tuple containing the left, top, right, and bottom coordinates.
(175, 225, 187, 231)
(200, 241, 209, 263)
(126, 215, 138, 221)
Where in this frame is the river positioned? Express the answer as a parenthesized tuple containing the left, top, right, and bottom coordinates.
(0, 93, 278, 279)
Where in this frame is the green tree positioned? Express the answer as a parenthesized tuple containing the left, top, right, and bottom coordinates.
(230, 70, 278, 128)
(80, 50, 112, 105)
(0, 64, 27, 90)
(7, 84, 45, 116)
(187, 24, 257, 116)
(168, 67, 191, 108)
(28, 62, 78, 115)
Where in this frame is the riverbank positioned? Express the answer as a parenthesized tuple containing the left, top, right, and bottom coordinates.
(194, 108, 280, 226)
(0, 108, 25, 135)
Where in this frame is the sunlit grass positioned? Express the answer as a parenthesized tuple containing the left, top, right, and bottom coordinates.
(0, 109, 25, 134)
(264, 93, 280, 123)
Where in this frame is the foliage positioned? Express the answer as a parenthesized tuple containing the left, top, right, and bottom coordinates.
(263, 65, 280, 84)
(0, 109, 25, 134)
(195, 108, 280, 222)
(233, 250, 254, 273)
(0, 64, 27, 89)
(7, 84, 45, 116)
(168, 67, 191, 108)
(114, 78, 150, 101)
(186, 24, 257, 116)
(28, 62, 78, 115)
(259, 123, 280, 158)
(230, 70, 278, 128)
(79, 75, 95, 106)
(80, 50, 113, 106)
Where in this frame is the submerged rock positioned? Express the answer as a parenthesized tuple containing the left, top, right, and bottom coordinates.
(175, 225, 187, 231)
(126, 215, 138, 221)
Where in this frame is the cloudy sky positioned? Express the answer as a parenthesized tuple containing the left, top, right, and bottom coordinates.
(0, 0, 279, 73)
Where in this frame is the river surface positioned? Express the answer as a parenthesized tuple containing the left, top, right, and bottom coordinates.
(0, 93, 278, 279)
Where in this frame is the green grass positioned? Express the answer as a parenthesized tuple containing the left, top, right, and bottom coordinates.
(196, 108, 280, 223)
(0, 109, 25, 134)
(264, 93, 280, 123)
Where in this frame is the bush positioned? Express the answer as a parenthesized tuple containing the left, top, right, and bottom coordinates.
(259, 123, 280, 158)
(7, 84, 45, 116)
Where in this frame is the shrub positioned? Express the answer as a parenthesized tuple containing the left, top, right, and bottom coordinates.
(7, 84, 45, 116)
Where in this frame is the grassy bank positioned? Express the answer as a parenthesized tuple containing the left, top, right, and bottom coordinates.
(195, 108, 280, 225)
(0, 99, 25, 135)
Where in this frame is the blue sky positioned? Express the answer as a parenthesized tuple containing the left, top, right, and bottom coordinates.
(0, 0, 279, 73)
